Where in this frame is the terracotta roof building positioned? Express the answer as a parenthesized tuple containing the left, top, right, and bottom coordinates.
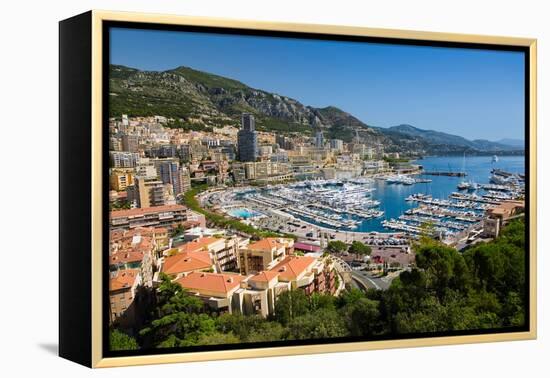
(167, 253, 338, 317)
(238, 237, 294, 275)
(483, 200, 525, 238)
(161, 250, 214, 279)
(109, 269, 141, 327)
(269, 255, 336, 295)
(176, 272, 246, 312)
(166, 236, 240, 273)
(109, 231, 156, 287)
(110, 205, 188, 230)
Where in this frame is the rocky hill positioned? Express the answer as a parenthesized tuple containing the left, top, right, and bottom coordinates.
(109, 64, 523, 155)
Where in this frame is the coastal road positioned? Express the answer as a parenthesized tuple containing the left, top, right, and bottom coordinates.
(351, 270, 395, 291)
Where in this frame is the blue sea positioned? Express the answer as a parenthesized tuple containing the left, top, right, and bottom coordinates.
(353, 155, 525, 233)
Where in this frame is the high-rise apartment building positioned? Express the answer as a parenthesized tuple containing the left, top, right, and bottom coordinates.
(110, 151, 139, 168)
(121, 133, 139, 152)
(237, 113, 258, 162)
(330, 139, 344, 152)
(155, 160, 189, 195)
(134, 176, 166, 208)
(315, 129, 324, 148)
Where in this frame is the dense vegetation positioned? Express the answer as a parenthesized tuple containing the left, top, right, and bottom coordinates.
(110, 329, 139, 351)
(111, 219, 526, 350)
(109, 199, 131, 211)
(165, 119, 213, 133)
(256, 117, 312, 135)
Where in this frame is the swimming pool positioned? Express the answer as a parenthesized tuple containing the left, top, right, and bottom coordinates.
(227, 208, 263, 219)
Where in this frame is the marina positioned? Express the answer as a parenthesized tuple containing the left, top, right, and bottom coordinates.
(201, 155, 525, 244)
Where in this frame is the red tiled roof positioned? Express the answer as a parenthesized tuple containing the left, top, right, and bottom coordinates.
(110, 269, 140, 291)
(110, 250, 144, 265)
(248, 237, 291, 251)
(176, 272, 245, 296)
(249, 270, 279, 283)
(177, 237, 220, 254)
(270, 255, 316, 281)
(162, 250, 212, 275)
(110, 205, 186, 219)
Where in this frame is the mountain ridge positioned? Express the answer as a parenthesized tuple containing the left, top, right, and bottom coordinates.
(109, 64, 523, 154)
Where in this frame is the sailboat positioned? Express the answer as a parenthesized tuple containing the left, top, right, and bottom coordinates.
(457, 152, 470, 190)
(457, 152, 480, 191)
(492, 155, 499, 163)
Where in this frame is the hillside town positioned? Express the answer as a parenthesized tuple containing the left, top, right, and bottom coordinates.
(109, 112, 526, 347)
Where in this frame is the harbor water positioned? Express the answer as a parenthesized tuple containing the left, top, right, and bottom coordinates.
(357, 155, 525, 232)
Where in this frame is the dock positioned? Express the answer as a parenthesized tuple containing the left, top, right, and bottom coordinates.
(422, 171, 467, 177)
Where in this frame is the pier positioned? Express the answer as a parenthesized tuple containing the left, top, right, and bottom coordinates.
(422, 171, 467, 177)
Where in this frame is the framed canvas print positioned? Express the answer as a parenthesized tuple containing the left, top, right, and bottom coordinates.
(59, 10, 537, 368)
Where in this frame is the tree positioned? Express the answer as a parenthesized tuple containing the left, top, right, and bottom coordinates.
(172, 224, 185, 237)
(309, 292, 336, 312)
(273, 289, 309, 325)
(196, 331, 240, 345)
(139, 274, 212, 348)
(349, 241, 372, 260)
(110, 329, 139, 351)
(326, 240, 348, 254)
(284, 309, 348, 340)
(215, 313, 284, 343)
(341, 297, 381, 336)
(140, 312, 217, 348)
(154, 273, 204, 316)
(110, 200, 131, 211)
(414, 241, 470, 300)
(337, 287, 366, 308)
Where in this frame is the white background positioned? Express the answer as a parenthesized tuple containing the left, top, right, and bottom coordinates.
(0, 0, 547, 376)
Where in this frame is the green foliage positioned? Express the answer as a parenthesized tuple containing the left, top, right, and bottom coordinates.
(215, 313, 284, 343)
(327, 124, 355, 142)
(165, 119, 213, 133)
(326, 240, 348, 254)
(171, 224, 185, 237)
(284, 309, 348, 340)
(196, 332, 241, 345)
(110, 329, 139, 351)
(414, 242, 470, 299)
(110, 199, 131, 211)
(143, 312, 217, 347)
(138, 274, 214, 348)
(170, 66, 248, 90)
(349, 241, 372, 258)
(133, 220, 526, 349)
(382, 219, 526, 333)
(342, 297, 381, 336)
(257, 117, 312, 134)
(273, 290, 310, 325)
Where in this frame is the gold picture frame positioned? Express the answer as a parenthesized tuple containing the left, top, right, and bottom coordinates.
(59, 10, 537, 368)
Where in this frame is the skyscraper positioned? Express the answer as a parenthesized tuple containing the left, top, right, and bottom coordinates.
(156, 160, 188, 195)
(133, 176, 166, 208)
(315, 129, 324, 148)
(237, 113, 258, 162)
(330, 139, 344, 151)
(121, 133, 139, 152)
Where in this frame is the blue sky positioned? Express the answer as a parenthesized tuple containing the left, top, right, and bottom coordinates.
(110, 28, 525, 141)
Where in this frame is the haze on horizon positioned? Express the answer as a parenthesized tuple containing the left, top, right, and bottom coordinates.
(110, 27, 526, 142)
